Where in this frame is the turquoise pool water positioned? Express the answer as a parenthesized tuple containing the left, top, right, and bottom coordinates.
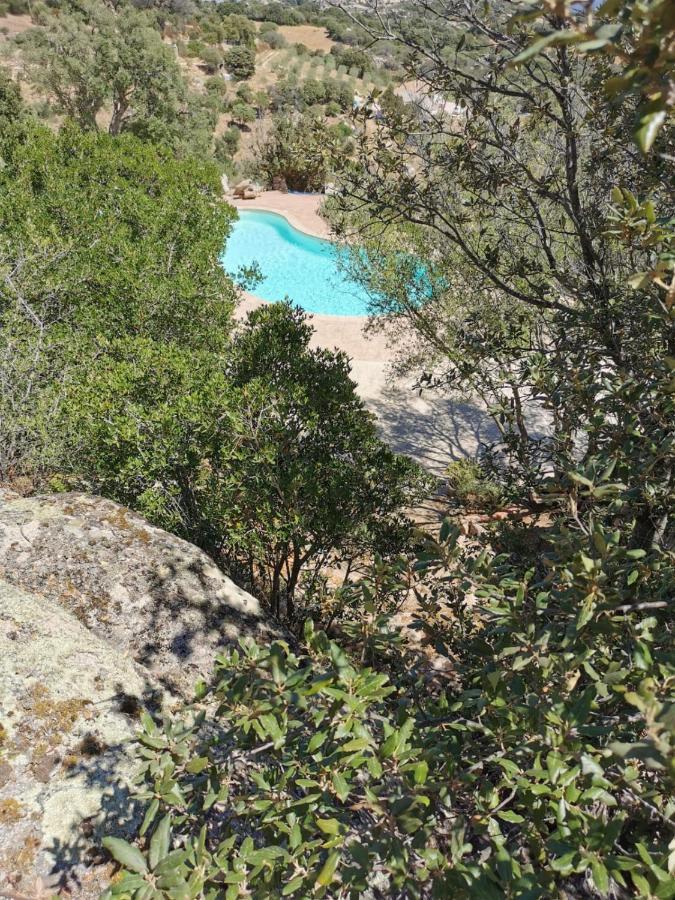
(221, 209, 372, 316)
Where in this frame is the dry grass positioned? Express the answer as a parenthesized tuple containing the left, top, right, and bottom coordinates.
(0, 12, 32, 39)
(277, 25, 334, 52)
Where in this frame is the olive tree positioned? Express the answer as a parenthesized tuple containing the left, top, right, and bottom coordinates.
(329, 0, 673, 523)
(18, 2, 188, 138)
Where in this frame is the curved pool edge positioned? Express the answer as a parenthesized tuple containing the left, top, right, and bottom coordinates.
(236, 288, 370, 321)
(223, 206, 373, 318)
(237, 293, 378, 348)
(229, 196, 331, 241)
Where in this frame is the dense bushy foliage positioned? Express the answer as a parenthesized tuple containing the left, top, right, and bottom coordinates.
(102, 2, 674, 897)
(103, 511, 674, 897)
(0, 68, 25, 128)
(0, 121, 425, 625)
(255, 113, 351, 191)
(0, 121, 235, 478)
(223, 45, 256, 81)
(55, 302, 427, 617)
(17, 1, 187, 137)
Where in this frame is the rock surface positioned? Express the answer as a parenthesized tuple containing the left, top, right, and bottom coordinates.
(0, 492, 276, 696)
(0, 579, 150, 895)
(0, 492, 279, 895)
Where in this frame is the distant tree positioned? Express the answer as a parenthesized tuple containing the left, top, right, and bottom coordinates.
(255, 113, 347, 191)
(200, 45, 223, 74)
(18, 3, 187, 137)
(229, 100, 255, 127)
(214, 125, 240, 162)
(0, 68, 25, 128)
(300, 78, 326, 106)
(204, 75, 228, 97)
(378, 83, 405, 119)
(269, 76, 302, 112)
(223, 45, 255, 80)
(252, 89, 269, 114)
(263, 29, 286, 49)
(220, 13, 257, 48)
(331, 45, 370, 78)
(185, 38, 205, 58)
(235, 82, 253, 104)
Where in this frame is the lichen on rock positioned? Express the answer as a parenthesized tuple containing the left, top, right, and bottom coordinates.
(0, 491, 277, 696)
(0, 492, 280, 895)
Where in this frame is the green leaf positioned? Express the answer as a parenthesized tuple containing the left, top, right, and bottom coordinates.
(154, 849, 189, 876)
(102, 837, 149, 874)
(317, 818, 341, 835)
(511, 32, 559, 64)
(413, 760, 429, 784)
(341, 736, 370, 753)
(635, 107, 666, 154)
(149, 815, 171, 870)
(308, 731, 327, 753)
(140, 799, 159, 837)
(591, 858, 610, 894)
(185, 756, 209, 774)
(283, 876, 306, 895)
(498, 810, 525, 823)
(332, 773, 350, 801)
(316, 850, 340, 886)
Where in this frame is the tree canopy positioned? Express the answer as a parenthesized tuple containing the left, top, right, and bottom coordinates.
(18, 1, 189, 139)
(99, 2, 674, 897)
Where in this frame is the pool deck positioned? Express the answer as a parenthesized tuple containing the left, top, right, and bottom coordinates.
(230, 191, 331, 239)
(229, 191, 502, 475)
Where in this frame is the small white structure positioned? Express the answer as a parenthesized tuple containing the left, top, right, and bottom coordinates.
(396, 81, 467, 120)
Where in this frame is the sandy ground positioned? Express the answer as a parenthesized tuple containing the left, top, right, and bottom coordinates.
(277, 25, 334, 52)
(0, 12, 32, 38)
(230, 192, 504, 476)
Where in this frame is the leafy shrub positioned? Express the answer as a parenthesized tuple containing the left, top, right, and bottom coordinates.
(330, 46, 370, 79)
(446, 458, 503, 511)
(229, 100, 255, 126)
(204, 75, 228, 96)
(263, 29, 286, 49)
(0, 68, 24, 126)
(104, 512, 674, 898)
(185, 38, 205, 58)
(224, 45, 255, 80)
(255, 113, 349, 191)
(214, 126, 241, 161)
(52, 302, 428, 620)
(0, 122, 235, 478)
(200, 45, 223, 73)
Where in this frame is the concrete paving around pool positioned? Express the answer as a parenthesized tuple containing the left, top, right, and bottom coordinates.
(230, 192, 502, 476)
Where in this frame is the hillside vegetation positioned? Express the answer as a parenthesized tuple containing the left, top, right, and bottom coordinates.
(0, 0, 399, 181)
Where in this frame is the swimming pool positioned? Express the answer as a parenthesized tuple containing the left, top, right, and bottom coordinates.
(221, 209, 372, 317)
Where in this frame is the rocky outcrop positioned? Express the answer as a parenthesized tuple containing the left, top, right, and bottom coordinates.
(0, 492, 279, 895)
(0, 579, 152, 895)
(0, 492, 276, 697)
(232, 178, 262, 199)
